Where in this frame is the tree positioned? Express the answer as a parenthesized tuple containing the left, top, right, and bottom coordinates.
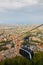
(11, 43, 15, 48)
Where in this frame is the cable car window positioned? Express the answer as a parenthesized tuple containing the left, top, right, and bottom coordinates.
(19, 48, 31, 60)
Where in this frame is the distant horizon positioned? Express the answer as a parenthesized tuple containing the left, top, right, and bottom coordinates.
(0, 22, 42, 25)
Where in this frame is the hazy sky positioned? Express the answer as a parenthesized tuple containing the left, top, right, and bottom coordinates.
(0, 0, 43, 24)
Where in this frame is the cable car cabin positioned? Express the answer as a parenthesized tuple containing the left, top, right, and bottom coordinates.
(19, 45, 34, 60)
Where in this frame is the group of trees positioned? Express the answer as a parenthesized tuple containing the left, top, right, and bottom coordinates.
(0, 52, 43, 65)
(0, 40, 15, 51)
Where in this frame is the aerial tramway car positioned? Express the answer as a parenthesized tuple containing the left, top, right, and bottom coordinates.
(19, 24, 43, 60)
(19, 36, 34, 60)
(19, 44, 34, 60)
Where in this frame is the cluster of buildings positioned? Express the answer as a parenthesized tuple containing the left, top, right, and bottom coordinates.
(30, 32, 43, 52)
(0, 32, 15, 61)
(0, 25, 43, 61)
(0, 31, 23, 61)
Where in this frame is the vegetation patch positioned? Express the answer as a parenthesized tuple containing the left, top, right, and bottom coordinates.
(0, 52, 43, 65)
